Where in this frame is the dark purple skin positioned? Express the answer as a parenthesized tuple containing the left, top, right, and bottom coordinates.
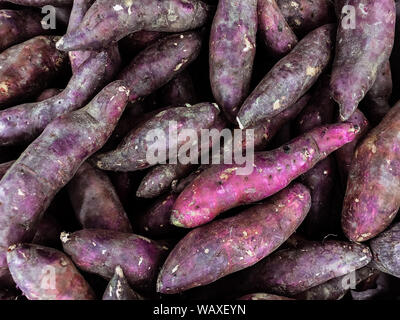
(238, 293, 293, 300)
(61, 229, 170, 292)
(67, 162, 132, 232)
(118, 32, 203, 102)
(0, 49, 121, 147)
(342, 102, 400, 242)
(370, 222, 400, 277)
(0, 81, 130, 280)
(239, 240, 372, 296)
(137, 193, 179, 239)
(7, 244, 95, 300)
(159, 71, 198, 107)
(237, 24, 335, 128)
(32, 214, 62, 247)
(157, 183, 311, 294)
(4, 0, 72, 6)
(36, 88, 63, 102)
(0, 9, 50, 52)
(362, 60, 393, 126)
(93, 103, 220, 172)
(295, 265, 379, 300)
(103, 266, 143, 300)
(119, 31, 166, 57)
(0, 36, 67, 108)
(56, 0, 210, 51)
(0, 160, 13, 179)
(335, 109, 369, 188)
(277, 0, 336, 37)
(331, 0, 396, 121)
(209, 0, 257, 122)
(257, 0, 298, 58)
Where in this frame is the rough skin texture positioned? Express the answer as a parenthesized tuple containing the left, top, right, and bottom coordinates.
(118, 32, 202, 102)
(342, 102, 400, 242)
(240, 240, 372, 296)
(0, 81, 130, 280)
(67, 162, 132, 232)
(61, 229, 170, 292)
(237, 24, 335, 128)
(238, 293, 293, 300)
(103, 266, 143, 300)
(209, 0, 257, 122)
(56, 0, 210, 51)
(370, 222, 400, 277)
(0, 9, 49, 52)
(257, 0, 298, 58)
(171, 123, 358, 228)
(331, 0, 396, 121)
(0, 36, 67, 108)
(7, 243, 95, 300)
(277, 0, 335, 37)
(157, 184, 311, 294)
(93, 103, 220, 172)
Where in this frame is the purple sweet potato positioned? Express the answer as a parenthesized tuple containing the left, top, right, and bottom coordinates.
(370, 222, 400, 277)
(32, 214, 62, 247)
(159, 71, 198, 107)
(0, 36, 67, 108)
(0, 9, 49, 52)
(119, 31, 166, 57)
(67, 162, 132, 232)
(331, 0, 396, 121)
(93, 103, 220, 172)
(342, 102, 400, 242)
(0, 81, 130, 280)
(5, 0, 72, 6)
(0, 49, 121, 147)
(103, 266, 143, 300)
(239, 240, 372, 296)
(363, 60, 393, 126)
(137, 193, 179, 239)
(209, 0, 257, 122)
(7, 243, 95, 300)
(238, 293, 294, 300)
(257, 0, 298, 58)
(277, 0, 335, 37)
(157, 183, 311, 294)
(56, 0, 210, 51)
(61, 229, 169, 291)
(236, 24, 335, 128)
(0, 160, 13, 179)
(171, 123, 358, 228)
(335, 109, 369, 187)
(36, 88, 63, 102)
(118, 32, 202, 102)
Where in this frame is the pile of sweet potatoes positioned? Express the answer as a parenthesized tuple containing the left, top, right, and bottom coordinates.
(0, 0, 399, 301)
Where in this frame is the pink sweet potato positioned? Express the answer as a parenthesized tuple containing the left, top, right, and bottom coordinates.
(36, 88, 63, 102)
(331, 0, 396, 121)
(67, 162, 132, 232)
(209, 0, 257, 122)
(56, 0, 210, 51)
(118, 32, 202, 102)
(0, 49, 120, 147)
(7, 243, 95, 300)
(342, 101, 400, 242)
(103, 266, 143, 300)
(238, 293, 293, 300)
(277, 0, 335, 37)
(236, 24, 335, 128)
(0, 36, 67, 108)
(171, 123, 358, 228)
(0, 81, 130, 280)
(239, 240, 372, 296)
(0, 9, 49, 52)
(61, 229, 169, 291)
(157, 183, 311, 294)
(257, 0, 298, 58)
(93, 103, 220, 172)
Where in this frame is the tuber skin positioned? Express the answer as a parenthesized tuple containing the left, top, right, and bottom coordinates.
(103, 266, 143, 300)
(0, 81, 130, 280)
(342, 101, 400, 242)
(67, 162, 132, 232)
(171, 123, 359, 228)
(157, 183, 311, 294)
(35, 88, 63, 102)
(56, 0, 210, 51)
(331, 0, 396, 121)
(237, 24, 335, 128)
(7, 243, 95, 300)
